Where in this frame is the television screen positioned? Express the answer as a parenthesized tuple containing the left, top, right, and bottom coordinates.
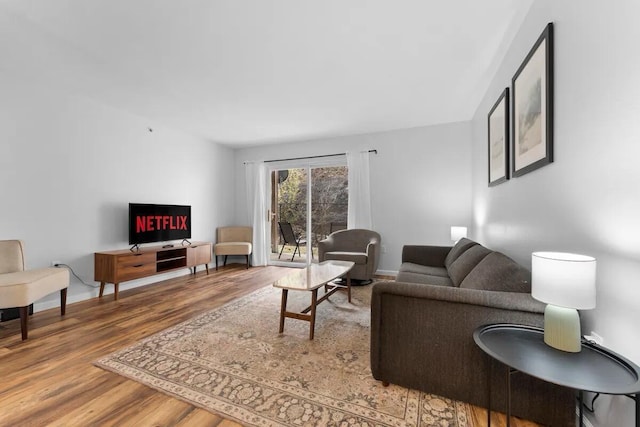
(128, 203, 191, 245)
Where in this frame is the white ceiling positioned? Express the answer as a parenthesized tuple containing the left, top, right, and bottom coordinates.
(0, 0, 533, 147)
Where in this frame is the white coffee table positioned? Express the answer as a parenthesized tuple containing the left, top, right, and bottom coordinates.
(273, 260, 355, 339)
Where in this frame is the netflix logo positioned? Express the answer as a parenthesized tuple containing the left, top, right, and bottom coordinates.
(136, 215, 188, 232)
(129, 204, 191, 245)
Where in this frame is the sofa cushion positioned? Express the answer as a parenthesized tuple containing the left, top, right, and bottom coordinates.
(399, 262, 449, 278)
(324, 251, 367, 265)
(444, 238, 479, 269)
(395, 271, 454, 287)
(447, 245, 493, 286)
(459, 252, 531, 293)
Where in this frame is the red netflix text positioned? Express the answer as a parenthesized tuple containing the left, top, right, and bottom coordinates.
(136, 215, 188, 232)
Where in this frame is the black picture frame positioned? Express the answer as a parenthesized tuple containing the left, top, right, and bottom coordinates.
(488, 87, 510, 186)
(512, 22, 554, 177)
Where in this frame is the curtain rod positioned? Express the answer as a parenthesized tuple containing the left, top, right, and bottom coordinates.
(251, 149, 377, 164)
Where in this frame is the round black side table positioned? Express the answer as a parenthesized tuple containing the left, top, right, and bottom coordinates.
(474, 323, 640, 427)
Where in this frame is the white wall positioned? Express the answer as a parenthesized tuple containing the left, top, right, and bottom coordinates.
(234, 122, 473, 273)
(0, 73, 235, 310)
(471, 1, 640, 426)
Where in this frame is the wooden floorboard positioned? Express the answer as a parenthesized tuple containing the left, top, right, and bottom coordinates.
(0, 265, 539, 427)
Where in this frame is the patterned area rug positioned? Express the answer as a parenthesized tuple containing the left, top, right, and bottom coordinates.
(95, 284, 472, 426)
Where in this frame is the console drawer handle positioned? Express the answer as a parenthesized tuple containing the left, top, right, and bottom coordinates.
(133, 264, 143, 268)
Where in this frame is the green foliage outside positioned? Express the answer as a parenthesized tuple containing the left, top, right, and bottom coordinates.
(277, 166, 348, 245)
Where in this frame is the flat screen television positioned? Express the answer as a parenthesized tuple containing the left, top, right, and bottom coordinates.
(128, 203, 191, 245)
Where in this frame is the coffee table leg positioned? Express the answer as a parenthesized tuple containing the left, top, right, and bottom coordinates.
(347, 271, 352, 303)
(309, 289, 318, 340)
(279, 289, 288, 334)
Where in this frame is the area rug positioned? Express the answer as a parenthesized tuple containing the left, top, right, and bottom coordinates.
(95, 284, 472, 426)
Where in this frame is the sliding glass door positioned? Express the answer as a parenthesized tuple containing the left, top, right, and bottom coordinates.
(269, 163, 347, 266)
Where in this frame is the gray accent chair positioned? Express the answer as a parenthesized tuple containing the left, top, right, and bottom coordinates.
(370, 238, 575, 427)
(317, 229, 381, 283)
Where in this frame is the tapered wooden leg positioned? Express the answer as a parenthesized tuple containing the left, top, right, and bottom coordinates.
(19, 306, 29, 340)
(205, 264, 209, 274)
(246, 255, 249, 269)
(279, 290, 288, 333)
(346, 272, 352, 303)
(99, 282, 105, 298)
(60, 288, 67, 316)
(382, 382, 390, 387)
(114, 283, 119, 300)
(224, 255, 228, 266)
(309, 289, 318, 340)
(215, 255, 218, 271)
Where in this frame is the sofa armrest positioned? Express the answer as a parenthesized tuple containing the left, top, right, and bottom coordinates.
(370, 280, 573, 427)
(401, 245, 451, 267)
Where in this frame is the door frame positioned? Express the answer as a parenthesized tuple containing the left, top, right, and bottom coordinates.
(266, 157, 347, 267)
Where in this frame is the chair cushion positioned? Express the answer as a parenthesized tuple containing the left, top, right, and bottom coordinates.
(395, 271, 454, 287)
(459, 252, 532, 293)
(399, 262, 449, 278)
(0, 240, 25, 274)
(323, 251, 367, 265)
(217, 227, 252, 243)
(447, 245, 493, 286)
(444, 238, 479, 269)
(214, 242, 252, 256)
(0, 267, 69, 308)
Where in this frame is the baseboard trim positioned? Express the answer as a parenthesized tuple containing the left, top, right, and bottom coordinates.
(375, 269, 397, 277)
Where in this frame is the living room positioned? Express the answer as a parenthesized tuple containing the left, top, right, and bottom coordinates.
(2, 1, 639, 426)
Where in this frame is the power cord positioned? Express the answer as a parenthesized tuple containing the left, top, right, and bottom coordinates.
(582, 392, 600, 412)
(54, 263, 100, 288)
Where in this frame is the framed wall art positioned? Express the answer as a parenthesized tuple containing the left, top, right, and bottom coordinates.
(488, 87, 509, 186)
(512, 22, 554, 177)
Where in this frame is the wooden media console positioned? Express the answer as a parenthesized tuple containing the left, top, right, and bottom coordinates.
(94, 242, 212, 300)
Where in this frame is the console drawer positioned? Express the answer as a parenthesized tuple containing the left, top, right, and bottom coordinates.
(117, 253, 155, 267)
(117, 262, 156, 281)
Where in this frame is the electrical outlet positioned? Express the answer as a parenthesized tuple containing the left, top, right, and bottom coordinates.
(51, 260, 61, 267)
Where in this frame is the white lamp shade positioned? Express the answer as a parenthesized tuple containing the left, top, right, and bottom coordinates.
(532, 252, 596, 309)
(450, 226, 467, 242)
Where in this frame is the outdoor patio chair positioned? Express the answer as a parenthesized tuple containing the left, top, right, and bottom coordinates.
(278, 222, 308, 261)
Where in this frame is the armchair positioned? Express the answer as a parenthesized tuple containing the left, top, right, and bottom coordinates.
(318, 229, 381, 283)
(0, 240, 69, 340)
(214, 226, 252, 270)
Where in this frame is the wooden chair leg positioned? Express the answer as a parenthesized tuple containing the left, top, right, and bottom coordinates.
(19, 306, 29, 340)
(245, 255, 250, 269)
(223, 255, 228, 266)
(60, 288, 67, 316)
(215, 255, 218, 271)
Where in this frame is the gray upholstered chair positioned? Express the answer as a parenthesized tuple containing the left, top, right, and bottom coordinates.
(214, 226, 252, 270)
(0, 240, 69, 340)
(318, 229, 381, 283)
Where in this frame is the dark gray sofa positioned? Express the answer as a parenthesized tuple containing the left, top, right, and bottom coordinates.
(370, 238, 575, 427)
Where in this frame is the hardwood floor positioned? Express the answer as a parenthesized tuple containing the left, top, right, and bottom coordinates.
(0, 265, 539, 427)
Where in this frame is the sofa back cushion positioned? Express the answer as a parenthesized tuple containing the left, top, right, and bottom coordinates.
(444, 238, 478, 269)
(459, 252, 531, 293)
(447, 245, 493, 286)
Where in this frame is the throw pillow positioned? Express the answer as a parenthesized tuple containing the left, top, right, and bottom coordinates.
(447, 245, 493, 286)
(459, 252, 532, 293)
(443, 238, 478, 269)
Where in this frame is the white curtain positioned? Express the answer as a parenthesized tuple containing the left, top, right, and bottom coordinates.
(346, 151, 372, 229)
(245, 161, 268, 266)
